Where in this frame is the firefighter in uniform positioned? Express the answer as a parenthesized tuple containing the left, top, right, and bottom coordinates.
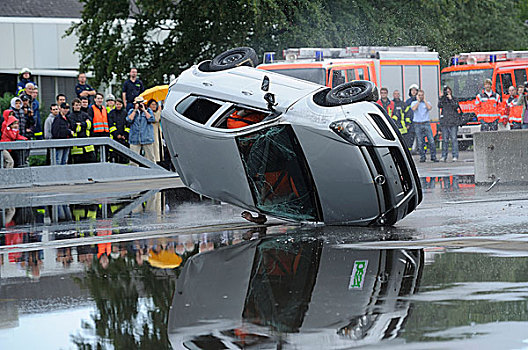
(475, 78, 504, 131)
(68, 98, 96, 163)
(88, 92, 110, 137)
(108, 98, 130, 163)
(503, 85, 524, 129)
(391, 90, 412, 149)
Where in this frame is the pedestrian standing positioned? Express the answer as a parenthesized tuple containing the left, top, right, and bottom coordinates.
(16, 68, 35, 96)
(377, 87, 394, 115)
(108, 98, 129, 163)
(68, 98, 96, 164)
(29, 84, 43, 139)
(514, 84, 528, 129)
(126, 96, 155, 164)
(147, 99, 163, 163)
(406, 84, 419, 153)
(475, 78, 503, 131)
(44, 104, 59, 140)
(438, 86, 462, 162)
(80, 96, 90, 113)
(105, 94, 116, 113)
(392, 90, 412, 149)
(51, 103, 74, 165)
(1, 112, 27, 168)
(88, 93, 109, 137)
(75, 73, 96, 104)
(122, 68, 145, 112)
(504, 86, 523, 129)
(411, 90, 439, 163)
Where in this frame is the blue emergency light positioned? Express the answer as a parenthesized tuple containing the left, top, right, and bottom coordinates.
(264, 52, 275, 64)
(489, 55, 497, 63)
(315, 50, 324, 61)
(451, 57, 458, 66)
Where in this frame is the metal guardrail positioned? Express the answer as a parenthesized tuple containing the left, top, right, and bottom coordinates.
(0, 137, 164, 170)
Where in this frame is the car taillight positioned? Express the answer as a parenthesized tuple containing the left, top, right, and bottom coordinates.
(330, 120, 372, 146)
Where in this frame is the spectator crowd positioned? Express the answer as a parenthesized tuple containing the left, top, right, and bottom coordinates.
(1, 68, 166, 169)
(376, 78, 528, 163)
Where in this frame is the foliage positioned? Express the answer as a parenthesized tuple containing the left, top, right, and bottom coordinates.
(0, 92, 15, 113)
(68, 0, 528, 88)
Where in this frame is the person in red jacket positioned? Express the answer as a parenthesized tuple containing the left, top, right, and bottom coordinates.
(475, 78, 504, 131)
(1, 111, 28, 168)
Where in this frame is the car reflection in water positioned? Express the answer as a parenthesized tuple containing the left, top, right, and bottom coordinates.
(168, 236, 423, 349)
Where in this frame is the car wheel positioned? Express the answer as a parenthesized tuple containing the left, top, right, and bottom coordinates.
(325, 81, 378, 106)
(208, 47, 258, 71)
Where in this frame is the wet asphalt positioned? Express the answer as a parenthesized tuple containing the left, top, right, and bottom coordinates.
(1, 150, 528, 349)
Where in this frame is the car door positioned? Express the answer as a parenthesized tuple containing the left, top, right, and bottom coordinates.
(162, 95, 256, 209)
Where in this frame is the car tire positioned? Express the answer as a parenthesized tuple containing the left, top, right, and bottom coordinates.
(325, 81, 378, 106)
(208, 47, 258, 71)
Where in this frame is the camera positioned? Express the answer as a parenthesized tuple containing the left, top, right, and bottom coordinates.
(523, 81, 528, 94)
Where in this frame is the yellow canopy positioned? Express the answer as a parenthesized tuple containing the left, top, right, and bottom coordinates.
(139, 85, 169, 102)
(147, 249, 183, 269)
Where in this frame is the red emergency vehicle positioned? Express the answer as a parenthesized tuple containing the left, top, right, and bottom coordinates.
(258, 46, 441, 120)
(441, 50, 528, 148)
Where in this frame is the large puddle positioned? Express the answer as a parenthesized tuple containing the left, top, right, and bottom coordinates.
(2, 177, 528, 349)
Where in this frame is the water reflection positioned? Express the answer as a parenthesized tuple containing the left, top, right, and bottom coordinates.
(169, 236, 423, 348)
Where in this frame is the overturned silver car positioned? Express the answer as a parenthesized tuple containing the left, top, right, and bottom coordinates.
(162, 47, 422, 225)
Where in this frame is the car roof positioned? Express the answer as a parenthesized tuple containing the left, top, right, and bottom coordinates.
(172, 63, 325, 111)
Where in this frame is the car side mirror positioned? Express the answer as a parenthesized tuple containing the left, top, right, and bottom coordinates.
(264, 92, 277, 112)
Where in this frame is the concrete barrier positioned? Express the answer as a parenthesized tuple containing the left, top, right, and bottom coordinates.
(473, 130, 528, 184)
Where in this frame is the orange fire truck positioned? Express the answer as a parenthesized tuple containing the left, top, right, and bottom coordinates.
(258, 46, 441, 120)
(441, 50, 528, 148)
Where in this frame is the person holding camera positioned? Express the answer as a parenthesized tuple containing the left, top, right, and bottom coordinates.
(411, 90, 439, 162)
(514, 82, 528, 129)
(438, 86, 462, 162)
(126, 96, 156, 164)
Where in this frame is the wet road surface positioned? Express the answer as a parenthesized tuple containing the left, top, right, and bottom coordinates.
(2, 156, 528, 349)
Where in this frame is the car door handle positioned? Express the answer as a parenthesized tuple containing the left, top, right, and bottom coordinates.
(241, 90, 253, 96)
(202, 81, 213, 87)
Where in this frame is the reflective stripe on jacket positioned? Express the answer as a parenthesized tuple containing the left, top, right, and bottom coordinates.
(475, 90, 503, 123)
(506, 96, 523, 123)
(91, 105, 109, 133)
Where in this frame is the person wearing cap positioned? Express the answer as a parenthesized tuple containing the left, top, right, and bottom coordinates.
(19, 94, 35, 139)
(88, 92, 110, 137)
(108, 98, 130, 163)
(126, 96, 155, 163)
(122, 68, 145, 111)
(75, 73, 96, 104)
(105, 94, 116, 113)
(475, 78, 503, 131)
(16, 68, 35, 96)
(51, 103, 74, 165)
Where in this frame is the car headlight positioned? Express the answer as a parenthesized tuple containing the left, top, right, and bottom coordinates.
(330, 120, 372, 146)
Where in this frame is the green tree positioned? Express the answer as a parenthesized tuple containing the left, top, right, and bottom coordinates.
(69, 0, 528, 87)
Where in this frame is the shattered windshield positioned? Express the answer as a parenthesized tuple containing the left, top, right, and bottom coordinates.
(267, 68, 326, 85)
(441, 69, 493, 100)
(236, 126, 321, 222)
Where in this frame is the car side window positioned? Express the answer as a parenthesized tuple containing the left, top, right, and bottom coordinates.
(346, 69, 356, 82)
(212, 106, 272, 129)
(332, 70, 346, 88)
(175, 96, 222, 124)
(500, 73, 513, 95)
(514, 69, 527, 87)
(358, 68, 367, 80)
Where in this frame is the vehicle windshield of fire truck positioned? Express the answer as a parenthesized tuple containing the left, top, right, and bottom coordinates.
(441, 69, 493, 101)
(266, 68, 326, 86)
